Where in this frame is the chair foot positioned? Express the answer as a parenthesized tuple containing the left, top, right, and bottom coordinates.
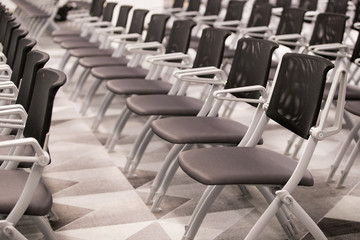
(151, 193, 164, 213)
(336, 170, 348, 189)
(326, 165, 337, 183)
(145, 186, 157, 205)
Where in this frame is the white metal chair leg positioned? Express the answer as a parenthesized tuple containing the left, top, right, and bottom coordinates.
(70, 68, 91, 101)
(66, 59, 80, 83)
(291, 137, 305, 160)
(105, 107, 132, 151)
(29, 216, 57, 240)
(182, 185, 225, 240)
(145, 144, 185, 205)
(80, 78, 102, 115)
(284, 134, 298, 155)
(336, 140, 360, 188)
(91, 91, 116, 131)
(58, 51, 71, 71)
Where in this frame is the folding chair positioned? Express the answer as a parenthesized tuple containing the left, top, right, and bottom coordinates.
(178, 53, 347, 240)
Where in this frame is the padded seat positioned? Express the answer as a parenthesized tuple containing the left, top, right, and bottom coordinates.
(91, 66, 148, 79)
(79, 56, 128, 68)
(151, 117, 250, 144)
(126, 95, 204, 116)
(107, 79, 172, 95)
(323, 83, 360, 100)
(179, 146, 314, 186)
(53, 35, 90, 44)
(223, 47, 235, 59)
(0, 170, 52, 216)
(51, 29, 81, 37)
(60, 40, 100, 49)
(344, 100, 360, 115)
(69, 48, 114, 58)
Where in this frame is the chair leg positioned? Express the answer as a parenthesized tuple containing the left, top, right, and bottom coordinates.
(70, 68, 91, 101)
(66, 58, 80, 83)
(105, 107, 132, 151)
(58, 51, 70, 71)
(29, 216, 57, 240)
(182, 185, 225, 240)
(145, 144, 185, 205)
(336, 140, 360, 188)
(91, 91, 116, 131)
(291, 137, 305, 160)
(80, 78, 102, 115)
(284, 134, 297, 156)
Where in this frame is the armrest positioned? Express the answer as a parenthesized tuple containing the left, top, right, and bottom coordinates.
(163, 7, 184, 14)
(213, 85, 268, 104)
(126, 42, 166, 55)
(0, 82, 18, 101)
(95, 26, 126, 35)
(194, 15, 220, 22)
(309, 43, 351, 58)
(83, 21, 112, 28)
(0, 104, 25, 112)
(147, 53, 193, 68)
(67, 12, 90, 20)
(0, 52, 7, 64)
(353, 22, 360, 30)
(241, 26, 273, 38)
(354, 58, 360, 65)
(214, 20, 243, 31)
(175, 66, 227, 85)
(269, 33, 307, 47)
(73, 16, 100, 23)
(310, 68, 347, 140)
(174, 11, 199, 18)
(0, 107, 27, 129)
(0, 64, 12, 77)
(109, 33, 142, 43)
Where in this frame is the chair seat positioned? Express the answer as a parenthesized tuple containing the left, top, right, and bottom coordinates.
(91, 66, 148, 79)
(323, 83, 360, 100)
(126, 95, 204, 116)
(151, 116, 249, 144)
(60, 40, 100, 49)
(51, 29, 81, 37)
(69, 48, 114, 58)
(223, 47, 236, 59)
(345, 101, 360, 116)
(0, 169, 53, 216)
(179, 146, 314, 186)
(107, 79, 172, 95)
(53, 35, 90, 44)
(79, 56, 128, 68)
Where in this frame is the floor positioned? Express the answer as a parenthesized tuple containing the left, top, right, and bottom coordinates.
(10, 4, 360, 240)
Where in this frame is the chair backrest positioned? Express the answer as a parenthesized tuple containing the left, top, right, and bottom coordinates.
(266, 53, 334, 139)
(298, 0, 318, 11)
(350, 30, 360, 63)
(223, 0, 246, 21)
(16, 50, 49, 112)
(90, 0, 106, 17)
(101, 2, 117, 22)
(173, 0, 185, 8)
(127, 9, 149, 35)
(203, 0, 222, 16)
(309, 13, 347, 46)
(6, 28, 28, 68)
(10, 38, 36, 88)
(115, 5, 132, 28)
(0, 13, 15, 45)
(276, 7, 306, 36)
(187, 0, 201, 12)
(23, 68, 66, 147)
(144, 14, 170, 43)
(88, 0, 98, 16)
(246, 3, 272, 28)
(325, 0, 348, 15)
(275, 0, 292, 7)
(3, 20, 20, 56)
(165, 20, 196, 54)
(192, 28, 231, 68)
(226, 38, 278, 103)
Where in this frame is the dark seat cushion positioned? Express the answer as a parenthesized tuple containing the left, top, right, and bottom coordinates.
(151, 116, 249, 144)
(223, 47, 236, 59)
(60, 40, 100, 49)
(126, 95, 204, 116)
(0, 169, 53, 216)
(79, 56, 128, 68)
(51, 29, 81, 37)
(54, 35, 90, 44)
(69, 48, 114, 58)
(106, 79, 172, 95)
(179, 146, 314, 186)
(91, 66, 148, 79)
(323, 83, 360, 101)
(345, 100, 360, 116)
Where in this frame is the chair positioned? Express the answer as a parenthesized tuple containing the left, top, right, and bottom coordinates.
(137, 38, 278, 213)
(90, 19, 196, 130)
(104, 27, 231, 152)
(0, 68, 66, 240)
(178, 53, 347, 240)
(79, 14, 171, 114)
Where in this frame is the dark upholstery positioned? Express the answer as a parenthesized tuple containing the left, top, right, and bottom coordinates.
(345, 100, 360, 116)
(79, 56, 128, 68)
(6, 28, 28, 68)
(275, 8, 306, 36)
(323, 83, 360, 101)
(246, 3, 272, 28)
(3, 20, 20, 56)
(53, 35, 90, 43)
(60, 40, 100, 49)
(179, 146, 314, 186)
(187, 0, 201, 12)
(298, 0, 318, 11)
(91, 66, 148, 79)
(203, 0, 222, 17)
(325, 0, 348, 14)
(69, 48, 113, 58)
(223, 0, 246, 21)
(106, 79, 172, 95)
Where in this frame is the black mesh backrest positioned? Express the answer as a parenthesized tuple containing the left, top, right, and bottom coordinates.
(309, 13, 347, 46)
(298, 0, 318, 11)
(173, 0, 185, 8)
(102, 2, 117, 22)
(6, 28, 28, 68)
(353, 1, 360, 27)
(16, 50, 49, 111)
(247, 3, 272, 28)
(226, 38, 278, 103)
(325, 0, 348, 14)
(276, 8, 306, 35)
(351, 31, 360, 63)
(266, 53, 334, 139)
(10, 38, 36, 88)
(0, 13, 15, 45)
(144, 14, 170, 43)
(224, 0, 246, 21)
(204, 0, 222, 16)
(91, 0, 106, 17)
(192, 28, 231, 68)
(88, 0, 97, 16)
(275, 0, 292, 7)
(3, 21, 20, 56)
(187, 0, 201, 12)
(23, 68, 66, 146)
(127, 9, 149, 34)
(165, 20, 196, 54)
(115, 5, 132, 28)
